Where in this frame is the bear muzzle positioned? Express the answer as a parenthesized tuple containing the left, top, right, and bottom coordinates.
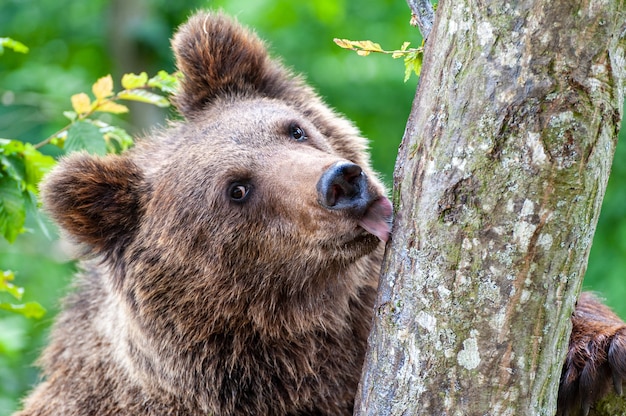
(317, 161, 392, 242)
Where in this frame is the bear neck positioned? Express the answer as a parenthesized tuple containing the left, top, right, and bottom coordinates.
(114, 251, 381, 413)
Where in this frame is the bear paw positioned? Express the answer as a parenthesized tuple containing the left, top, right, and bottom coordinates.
(557, 292, 626, 416)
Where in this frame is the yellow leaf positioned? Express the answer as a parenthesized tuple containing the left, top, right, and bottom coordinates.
(92, 75, 114, 100)
(356, 50, 371, 56)
(71, 93, 92, 115)
(356, 40, 382, 52)
(96, 101, 129, 114)
(333, 38, 354, 49)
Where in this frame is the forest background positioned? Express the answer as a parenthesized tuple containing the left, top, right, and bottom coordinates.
(0, 0, 624, 414)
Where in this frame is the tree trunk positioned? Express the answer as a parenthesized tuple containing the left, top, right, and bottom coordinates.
(356, 0, 626, 415)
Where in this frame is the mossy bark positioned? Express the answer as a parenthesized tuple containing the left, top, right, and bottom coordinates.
(356, 0, 625, 415)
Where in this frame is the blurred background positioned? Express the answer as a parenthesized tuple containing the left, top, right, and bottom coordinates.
(0, 0, 623, 413)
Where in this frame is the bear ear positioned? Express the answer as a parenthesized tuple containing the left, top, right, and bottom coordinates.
(40, 153, 144, 254)
(171, 11, 294, 117)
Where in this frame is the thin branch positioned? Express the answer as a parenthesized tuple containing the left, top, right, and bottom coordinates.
(406, 0, 435, 40)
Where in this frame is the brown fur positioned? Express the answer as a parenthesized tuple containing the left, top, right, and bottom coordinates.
(14, 10, 626, 416)
(558, 293, 626, 416)
(16, 11, 384, 416)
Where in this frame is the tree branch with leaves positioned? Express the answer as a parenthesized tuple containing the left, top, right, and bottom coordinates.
(0, 38, 179, 319)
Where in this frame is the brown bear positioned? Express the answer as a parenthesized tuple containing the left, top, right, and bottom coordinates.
(14, 10, 626, 416)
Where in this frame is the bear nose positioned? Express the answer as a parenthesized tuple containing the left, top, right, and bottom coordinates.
(317, 161, 369, 215)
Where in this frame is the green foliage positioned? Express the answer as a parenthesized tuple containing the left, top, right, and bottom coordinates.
(0, 37, 28, 55)
(0, 271, 45, 318)
(54, 73, 178, 153)
(0, 70, 177, 247)
(0, 139, 54, 243)
(65, 121, 107, 155)
(334, 38, 424, 81)
(0, 39, 179, 326)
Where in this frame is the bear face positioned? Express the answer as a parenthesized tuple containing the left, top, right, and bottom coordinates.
(22, 11, 392, 416)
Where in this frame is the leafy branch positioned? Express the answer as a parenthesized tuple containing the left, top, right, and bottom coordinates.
(0, 270, 45, 318)
(333, 38, 424, 82)
(0, 37, 29, 55)
(0, 38, 181, 319)
(34, 71, 181, 153)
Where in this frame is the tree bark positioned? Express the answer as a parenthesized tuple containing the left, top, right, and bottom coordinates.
(356, 0, 626, 415)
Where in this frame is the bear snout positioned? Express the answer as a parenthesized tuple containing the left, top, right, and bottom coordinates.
(317, 162, 369, 215)
(317, 161, 392, 242)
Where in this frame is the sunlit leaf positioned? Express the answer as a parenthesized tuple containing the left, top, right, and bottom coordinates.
(333, 38, 355, 49)
(63, 111, 77, 122)
(121, 72, 149, 90)
(333, 39, 383, 55)
(404, 51, 423, 82)
(0, 37, 28, 54)
(0, 301, 46, 319)
(100, 124, 134, 153)
(22, 144, 55, 194)
(147, 70, 181, 94)
(0, 139, 25, 155)
(96, 101, 129, 114)
(92, 75, 114, 100)
(0, 270, 46, 318)
(392, 42, 412, 59)
(1, 270, 14, 281)
(1, 155, 26, 188)
(0, 176, 26, 243)
(118, 89, 169, 107)
(404, 59, 413, 83)
(66, 121, 106, 155)
(1, 271, 23, 300)
(356, 40, 383, 52)
(71, 93, 92, 115)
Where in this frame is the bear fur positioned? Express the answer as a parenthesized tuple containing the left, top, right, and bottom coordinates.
(14, 10, 626, 416)
(17, 11, 391, 416)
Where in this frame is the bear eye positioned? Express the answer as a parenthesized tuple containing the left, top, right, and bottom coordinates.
(228, 183, 251, 202)
(289, 123, 307, 142)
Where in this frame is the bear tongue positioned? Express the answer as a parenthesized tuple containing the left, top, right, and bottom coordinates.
(358, 197, 393, 243)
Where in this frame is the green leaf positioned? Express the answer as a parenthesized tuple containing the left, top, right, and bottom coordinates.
(121, 72, 149, 90)
(63, 111, 78, 122)
(0, 270, 46, 318)
(66, 121, 107, 155)
(0, 270, 22, 300)
(404, 51, 423, 82)
(0, 301, 46, 319)
(100, 124, 134, 153)
(1, 155, 26, 188)
(0, 139, 25, 155)
(0, 176, 27, 243)
(147, 70, 181, 94)
(392, 42, 412, 59)
(24, 191, 51, 239)
(118, 89, 170, 107)
(22, 144, 55, 194)
(0, 37, 29, 54)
